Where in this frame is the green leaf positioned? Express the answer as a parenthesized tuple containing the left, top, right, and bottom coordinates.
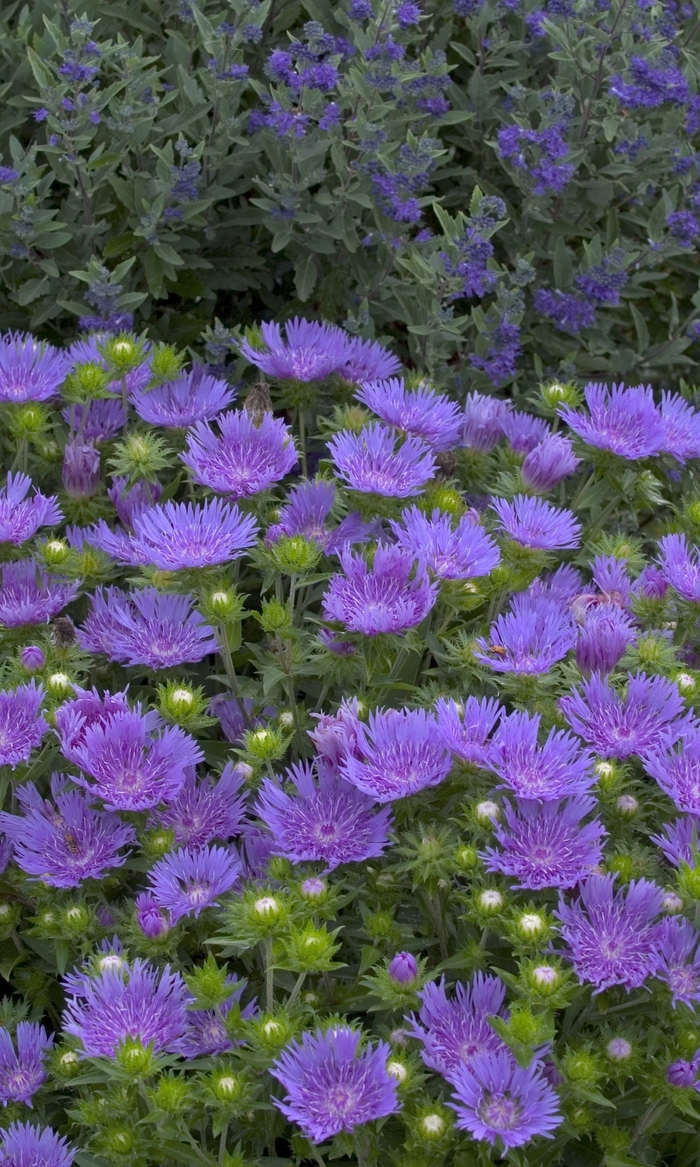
(153, 241, 185, 266)
(294, 252, 317, 302)
(553, 237, 572, 290)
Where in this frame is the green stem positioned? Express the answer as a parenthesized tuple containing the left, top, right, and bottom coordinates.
(218, 1122, 228, 1165)
(216, 626, 254, 732)
(264, 935, 274, 1012)
(287, 971, 307, 1007)
(298, 410, 308, 478)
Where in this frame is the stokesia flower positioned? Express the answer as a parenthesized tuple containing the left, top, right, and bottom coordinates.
(254, 760, 393, 871)
(0, 773, 136, 888)
(309, 698, 365, 770)
(0, 560, 78, 627)
(491, 494, 581, 550)
(642, 727, 700, 814)
(0, 1123, 75, 1167)
(53, 687, 130, 766)
(147, 844, 242, 924)
(651, 815, 700, 867)
(488, 710, 597, 800)
(576, 604, 637, 675)
(340, 707, 452, 803)
(659, 391, 700, 463)
(0, 474, 62, 545)
(391, 506, 500, 580)
(267, 480, 371, 554)
(356, 378, 463, 452)
(658, 533, 700, 603)
(76, 587, 218, 670)
(131, 367, 236, 428)
(62, 959, 191, 1056)
(521, 434, 580, 492)
(99, 498, 259, 570)
(107, 476, 162, 527)
(328, 422, 436, 496)
(434, 696, 502, 767)
(336, 335, 401, 383)
(449, 1051, 562, 1149)
(270, 1027, 399, 1142)
(408, 974, 507, 1082)
(0, 1023, 52, 1106)
(656, 917, 700, 1007)
(0, 333, 72, 403)
(560, 672, 693, 759)
(323, 544, 438, 635)
(555, 873, 664, 992)
(474, 592, 576, 674)
(481, 796, 606, 889)
(501, 411, 549, 455)
(63, 399, 126, 442)
(173, 976, 257, 1058)
(136, 893, 170, 940)
(558, 382, 666, 460)
(0, 682, 48, 769)
(182, 409, 298, 497)
(461, 392, 510, 452)
(239, 317, 347, 382)
(155, 762, 248, 850)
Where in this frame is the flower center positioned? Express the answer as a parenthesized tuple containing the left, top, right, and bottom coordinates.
(479, 1092, 520, 1131)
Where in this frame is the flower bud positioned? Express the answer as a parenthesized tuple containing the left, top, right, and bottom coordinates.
(136, 893, 170, 938)
(105, 1128, 136, 1155)
(260, 596, 292, 632)
(418, 1113, 446, 1139)
(388, 952, 419, 986)
(21, 646, 45, 672)
(44, 539, 69, 566)
(212, 1073, 242, 1101)
(300, 877, 326, 901)
(606, 1037, 632, 1062)
(615, 795, 638, 818)
(62, 439, 100, 500)
(244, 725, 287, 763)
(666, 1058, 698, 1087)
(677, 672, 697, 695)
(478, 889, 504, 914)
(455, 845, 478, 870)
(662, 892, 684, 914)
(517, 911, 546, 939)
(47, 672, 72, 696)
(57, 1050, 79, 1076)
(99, 953, 126, 972)
(117, 1038, 153, 1075)
(386, 1060, 408, 1083)
(278, 711, 295, 730)
(531, 964, 559, 990)
(475, 800, 500, 824)
(253, 896, 279, 920)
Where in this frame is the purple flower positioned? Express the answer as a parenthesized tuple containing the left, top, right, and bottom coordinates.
(0, 474, 62, 545)
(340, 707, 452, 803)
(560, 672, 693, 759)
(328, 423, 436, 497)
(239, 318, 347, 382)
(574, 259, 628, 307)
(409, 974, 507, 1081)
(309, 699, 365, 770)
(521, 435, 580, 492)
(62, 440, 100, 500)
(0, 1023, 52, 1106)
(0, 683, 48, 769)
(500, 411, 549, 455)
(254, 761, 393, 870)
(63, 399, 126, 442)
(107, 476, 162, 527)
(391, 506, 501, 580)
(461, 392, 509, 452)
(356, 379, 463, 452)
(388, 952, 418, 984)
(491, 495, 581, 550)
(449, 1052, 562, 1148)
(131, 368, 236, 428)
(96, 498, 258, 570)
(482, 796, 605, 889)
(267, 480, 371, 554)
(136, 893, 170, 939)
(0, 333, 71, 403)
(609, 56, 690, 108)
(533, 288, 596, 333)
(489, 710, 596, 800)
(435, 696, 502, 766)
(0, 773, 136, 888)
(529, 563, 584, 605)
(323, 544, 438, 635)
(63, 959, 191, 1056)
(0, 561, 78, 627)
(173, 976, 256, 1058)
(20, 646, 44, 672)
(658, 533, 700, 602)
(591, 555, 633, 609)
(651, 815, 700, 867)
(0, 1123, 75, 1167)
(667, 1059, 699, 1088)
(155, 762, 247, 850)
(576, 604, 636, 675)
(76, 587, 218, 670)
(656, 917, 700, 1007)
(270, 1027, 400, 1142)
(474, 592, 576, 674)
(182, 409, 297, 498)
(667, 211, 700, 248)
(643, 728, 700, 814)
(659, 391, 700, 462)
(208, 695, 274, 745)
(53, 686, 130, 765)
(556, 873, 665, 992)
(336, 336, 401, 384)
(147, 844, 242, 924)
(558, 383, 666, 459)
(498, 123, 574, 195)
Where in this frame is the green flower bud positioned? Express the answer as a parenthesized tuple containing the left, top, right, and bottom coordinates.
(475, 800, 500, 825)
(260, 596, 292, 632)
(149, 343, 184, 382)
(117, 1038, 154, 1075)
(43, 539, 70, 567)
(6, 401, 51, 438)
(284, 923, 339, 972)
(153, 1074, 189, 1113)
(243, 725, 288, 763)
(211, 1072, 243, 1102)
(104, 1128, 136, 1156)
(455, 845, 478, 870)
(62, 362, 109, 403)
(478, 889, 504, 914)
(100, 333, 145, 372)
(62, 904, 90, 934)
(185, 955, 232, 1009)
(676, 671, 697, 696)
(46, 671, 73, 696)
(517, 911, 547, 940)
(529, 964, 560, 992)
(265, 535, 322, 575)
(56, 1049, 80, 1078)
(109, 431, 171, 482)
(562, 1049, 603, 1084)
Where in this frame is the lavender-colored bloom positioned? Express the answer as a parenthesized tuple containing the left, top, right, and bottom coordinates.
(63, 959, 191, 1056)
(63, 399, 126, 442)
(270, 1027, 399, 1142)
(609, 56, 690, 108)
(391, 506, 501, 580)
(558, 382, 666, 460)
(0, 1123, 75, 1167)
(574, 260, 628, 307)
(643, 728, 700, 815)
(658, 533, 700, 602)
(147, 844, 242, 924)
(529, 563, 585, 605)
(182, 409, 297, 497)
(20, 646, 44, 672)
(449, 1052, 562, 1148)
(131, 368, 236, 428)
(388, 953, 418, 984)
(0, 682, 48, 769)
(0, 333, 71, 403)
(667, 1059, 699, 1088)
(208, 695, 275, 745)
(555, 873, 664, 992)
(489, 710, 596, 800)
(632, 564, 668, 602)
(500, 411, 549, 455)
(336, 335, 401, 384)
(155, 763, 247, 850)
(482, 796, 605, 889)
(590, 555, 634, 609)
(471, 319, 522, 386)
(328, 422, 436, 497)
(659, 392, 700, 463)
(340, 707, 452, 803)
(461, 392, 509, 452)
(0, 561, 78, 627)
(521, 435, 580, 492)
(667, 211, 700, 249)
(576, 604, 636, 675)
(0, 1024, 52, 1106)
(255, 761, 393, 870)
(356, 379, 463, 452)
(0, 773, 136, 888)
(498, 123, 574, 194)
(491, 495, 581, 550)
(76, 587, 218, 670)
(409, 974, 507, 1081)
(173, 976, 256, 1058)
(107, 476, 162, 527)
(323, 543, 438, 635)
(309, 699, 364, 770)
(656, 917, 700, 1007)
(560, 672, 693, 759)
(651, 815, 700, 867)
(268, 480, 371, 554)
(97, 498, 258, 570)
(533, 287, 596, 333)
(435, 696, 502, 767)
(136, 893, 170, 939)
(62, 440, 100, 500)
(240, 318, 347, 382)
(53, 686, 130, 766)
(474, 592, 576, 674)
(0, 474, 61, 545)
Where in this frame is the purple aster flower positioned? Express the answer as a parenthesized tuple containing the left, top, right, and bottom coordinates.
(173, 976, 256, 1058)
(356, 379, 463, 452)
(270, 1027, 400, 1142)
(97, 497, 258, 570)
(658, 533, 700, 602)
(558, 382, 666, 460)
(659, 392, 700, 463)
(254, 760, 393, 871)
(461, 392, 509, 452)
(107, 476, 162, 527)
(53, 686, 130, 766)
(556, 873, 665, 992)
(208, 695, 275, 745)
(388, 952, 418, 984)
(521, 434, 580, 492)
(474, 592, 576, 674)
(131, 368, 236, 428)
(481, 796, 606, 889)
(155, 762, 247, 850)
(0, 773, 136, 888)
(0, 474, 62, 545)
(529, 563, 585, 605)
(182, 409, 298, 497)
(239, 318, 346, 381)
(328, 422, 436, 497)
(147, 844, 242, 924)
(61, 440, 100, 500)
(63, 959, 191, 1056)
(500, 411, 549, 455)
(491, 495, 581, 550)
(309, 699, 364, 770)
(0, 1123, 75, 1167)
(409, 974, 507, 1082)
(0, 561, 78, 627)
(591, 555, 633, 609)
(63, 399, 126, 442)
(449, 1052, 562, 1149)
(656, 917, 700, 1007)
(651, 815, 700, 867)
(267, 480, 371, 554)
(0, 682, 48, 769)
(576, 604, 637, 675)
(0, 333, 71, 403)
(323, 544, 438, 635)
(643, 728, 700, 814)
(489, 710, 597, 800)
(136, 893, 170, 939)
(632, 564, 668, 602)
(335, 335, 401, 384)
(391, 506, 501, 580)
(339, 707, 452, 803)
(0, 1023, 52, 1106)
(76, 587, 218, 670)
(560, 672, 693, 759)
(609, 56, 690, 108)
(435, 696, 502, 766)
